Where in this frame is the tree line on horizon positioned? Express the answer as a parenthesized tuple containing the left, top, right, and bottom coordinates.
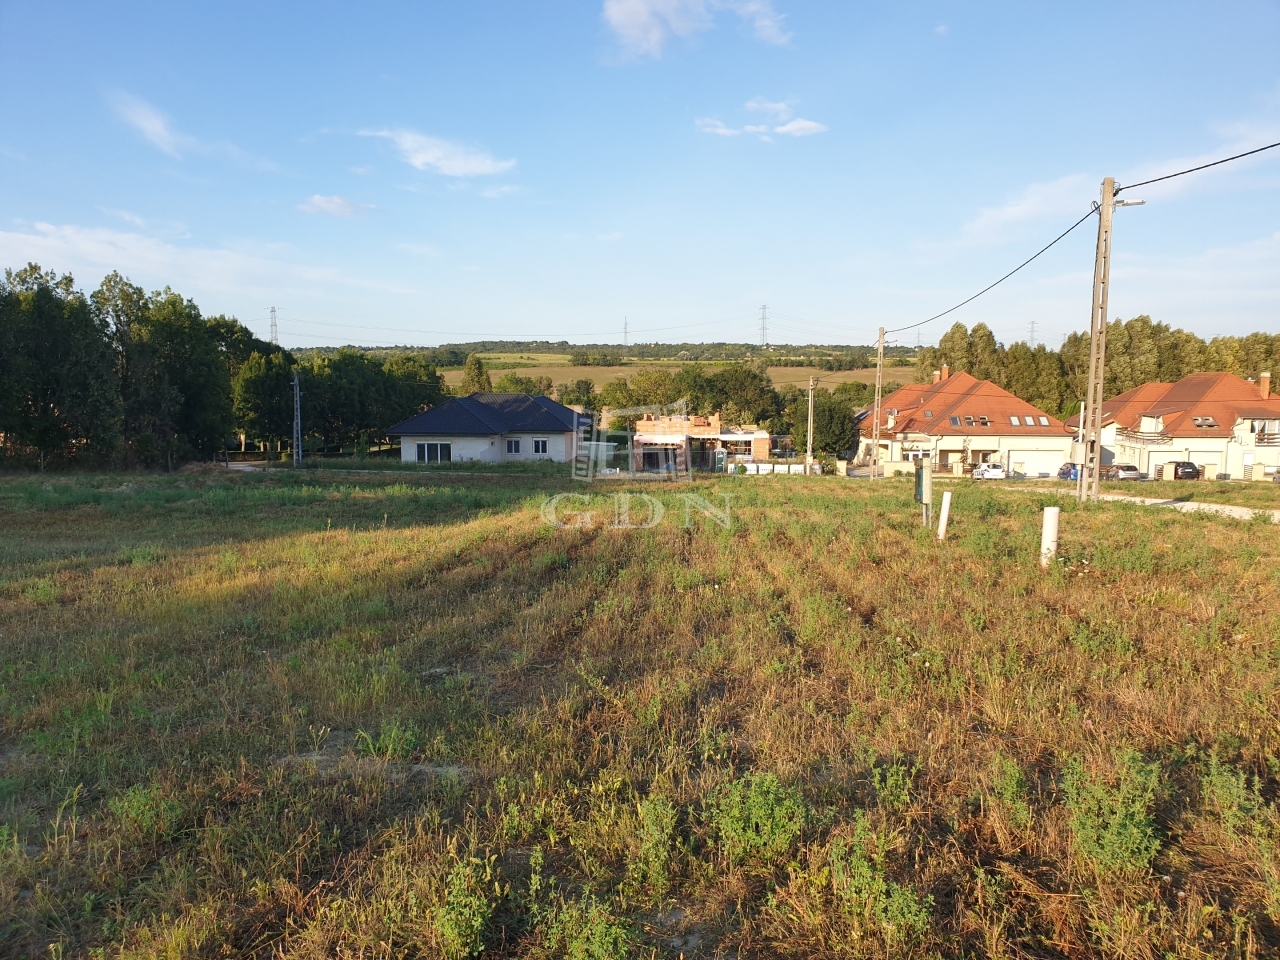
(914, 318, 1280, 417)
(0, 265, 447, 466)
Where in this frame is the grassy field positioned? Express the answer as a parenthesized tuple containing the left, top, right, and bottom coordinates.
(436, 356, 902, 392)
(2, 468, 1279, 958)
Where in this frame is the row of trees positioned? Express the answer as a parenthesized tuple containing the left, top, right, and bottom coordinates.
(0, 265, 446, 466)
(915, 318, 1280, 416)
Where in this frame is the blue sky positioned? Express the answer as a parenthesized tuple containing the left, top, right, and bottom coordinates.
(2, 1, 1278, 349)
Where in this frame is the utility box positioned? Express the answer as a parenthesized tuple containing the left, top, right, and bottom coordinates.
(836, 459, 848, 477)
(1070, 442, 1086, 464)
(1202, 463, 1216, 481)
(1161, 462, 1176, 481)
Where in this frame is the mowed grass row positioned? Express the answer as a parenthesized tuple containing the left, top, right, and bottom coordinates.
(0, 470, 1278, 958)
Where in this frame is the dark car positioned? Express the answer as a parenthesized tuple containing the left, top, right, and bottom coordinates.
(1058, 463, 1079, 481)
(1171, 461, 1200, 480)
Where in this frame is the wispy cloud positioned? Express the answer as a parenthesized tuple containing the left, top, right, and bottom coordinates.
(773, 118, 827, 136)
(481, 184, 521, 199)
(696, 100, 826, 138)
(109, 92, 272, 169)
(0, 222, 358, 305)
(399, 243, 442, 258)
(745, 96, 793, 121)
(962, 174, 1092, 242)
(696, 117, 740, 136)
(361, 129, 516, 177)
(603, 0, 790, 58)
(597, 231, 624, 242)
(298, 194, 373, 218)
(98, 207, 189, 238)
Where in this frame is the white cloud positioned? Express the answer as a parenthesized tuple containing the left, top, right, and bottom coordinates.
(361, 129, 516, 177)
(298, 195, 372, 218)
(603, 0, 789, 58)
(98, 207, 189, 238)
(481, 184, 521, 199)
(745, 96, 793, 121)
(935, 23, 948, 36)
(109, 92, 273, 169)
(742, 124, 771, 134)
(773, 118, 827, 136)
(696, 117, 740, 136)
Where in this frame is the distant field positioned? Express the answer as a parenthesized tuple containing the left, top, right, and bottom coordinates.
(3, 469, 1278, 957)
(440, 356, 911, 392)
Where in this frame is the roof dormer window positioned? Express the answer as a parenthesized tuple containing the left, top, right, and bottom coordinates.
(1010, 416, 1021, 426)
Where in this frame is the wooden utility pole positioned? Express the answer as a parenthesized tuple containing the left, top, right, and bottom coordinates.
(1078, 177, 1116, 502)
(806, 376, 816, 474)
(870, 326, 885, 479)
(292, 371, 303, 468)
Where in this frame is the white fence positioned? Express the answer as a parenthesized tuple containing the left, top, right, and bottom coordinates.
(737, 463, 821, 475)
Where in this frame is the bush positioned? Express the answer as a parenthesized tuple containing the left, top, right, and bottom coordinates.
(712, 772, 806, 863)
(543, 897, 633, 960)
(1064, 749, 1161, 876)
(830, 817, 932, 947)
(434, 860, 493, 959)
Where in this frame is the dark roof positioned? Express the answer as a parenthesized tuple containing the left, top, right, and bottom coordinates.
(387, 393, 582, 436)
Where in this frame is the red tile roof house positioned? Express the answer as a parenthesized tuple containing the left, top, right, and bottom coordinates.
(863, 366, 1074, 477)
(1065, 371, 1280, 480)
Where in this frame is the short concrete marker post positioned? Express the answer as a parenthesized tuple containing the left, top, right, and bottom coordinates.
(1040, 506, 1060, 568)
(937, 491, 952, 541)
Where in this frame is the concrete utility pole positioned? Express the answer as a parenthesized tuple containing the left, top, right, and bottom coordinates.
(759, 305, 768, 348)
(1078, 178, 1116, 503)
(870, 326, 885, 480)
(806, 376, 816, 474)
(270, 306, 279, 346)
(623, 317, 628, 347)
(292, 371, 303, 468)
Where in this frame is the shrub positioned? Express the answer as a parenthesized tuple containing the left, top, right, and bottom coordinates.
(830, 817, 932, 947)
(434, 860, 493, 960)
(712, 772, 806, 863)
(628, 795, 677, 898)
(1064, 749, 1161, 876)
(108, 784, 181, 840)
(1200, 752, 1261, 840)
(543, 897, 634, 960)
(872, 758, 916, 814)
(989, 753, 1032, 830)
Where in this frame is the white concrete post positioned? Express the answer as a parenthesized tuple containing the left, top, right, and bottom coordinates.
(1040, 506, 1061, 568)
(937, 491, 952, 541)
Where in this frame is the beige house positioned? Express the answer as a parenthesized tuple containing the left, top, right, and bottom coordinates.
(1068, 371, 1279, 480)
(865, 368, 1074, 477)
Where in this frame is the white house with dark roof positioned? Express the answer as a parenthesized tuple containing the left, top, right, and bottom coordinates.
(386, 393, 587, 464)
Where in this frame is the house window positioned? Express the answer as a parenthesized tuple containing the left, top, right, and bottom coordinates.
(963, 416, 975, 427)
(949, 416, 960, 426)
(418, 442, 450, 463)
(978, 416, 990, 427)
(1192, 416, 1218, 429)
(533, 439, 548, 454)
(506, 439, 521, 454)
(417, 442, 450, 463)
(1010, 416, 1021, 426)
(1037, 416, 1050, 426)
(923, 411, 933, 419)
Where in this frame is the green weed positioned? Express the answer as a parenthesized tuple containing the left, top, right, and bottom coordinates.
(107, 784, 181, 839)
(1200, 752, 1262, 840)
(543, 897, 634, 960)
(712, 772, 806, 863)
(1064, 749, 1162, 876)
(435, 858, 494, 960)
(355, 718, 419, 760)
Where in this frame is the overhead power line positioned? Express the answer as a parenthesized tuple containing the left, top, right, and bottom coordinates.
(1116, 139, 1280, 193)
(885, 206, 1100, 335)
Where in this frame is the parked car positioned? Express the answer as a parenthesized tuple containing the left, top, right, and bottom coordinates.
(1171, 461, 1200, 480)
(1058, 463, 1079, 481)
(972, 463, 1006, 480)
(1103, 463, 1142, 480)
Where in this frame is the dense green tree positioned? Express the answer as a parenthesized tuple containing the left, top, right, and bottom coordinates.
(382, 352, 446, 412)
(493, 372, 553, 395)
(706, 363, 779, 423)
(233, 351, 295, 447)
(1, 265, 121, 463)
(555, 378, 596, 407)
(459, 354, 492, 393)
(788, 388, 861, 458)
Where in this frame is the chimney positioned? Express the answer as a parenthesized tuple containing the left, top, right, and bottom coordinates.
(941, 364, 950, 381)
(932, 370, 941, 384)
(1262, 371, 1272, 400)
